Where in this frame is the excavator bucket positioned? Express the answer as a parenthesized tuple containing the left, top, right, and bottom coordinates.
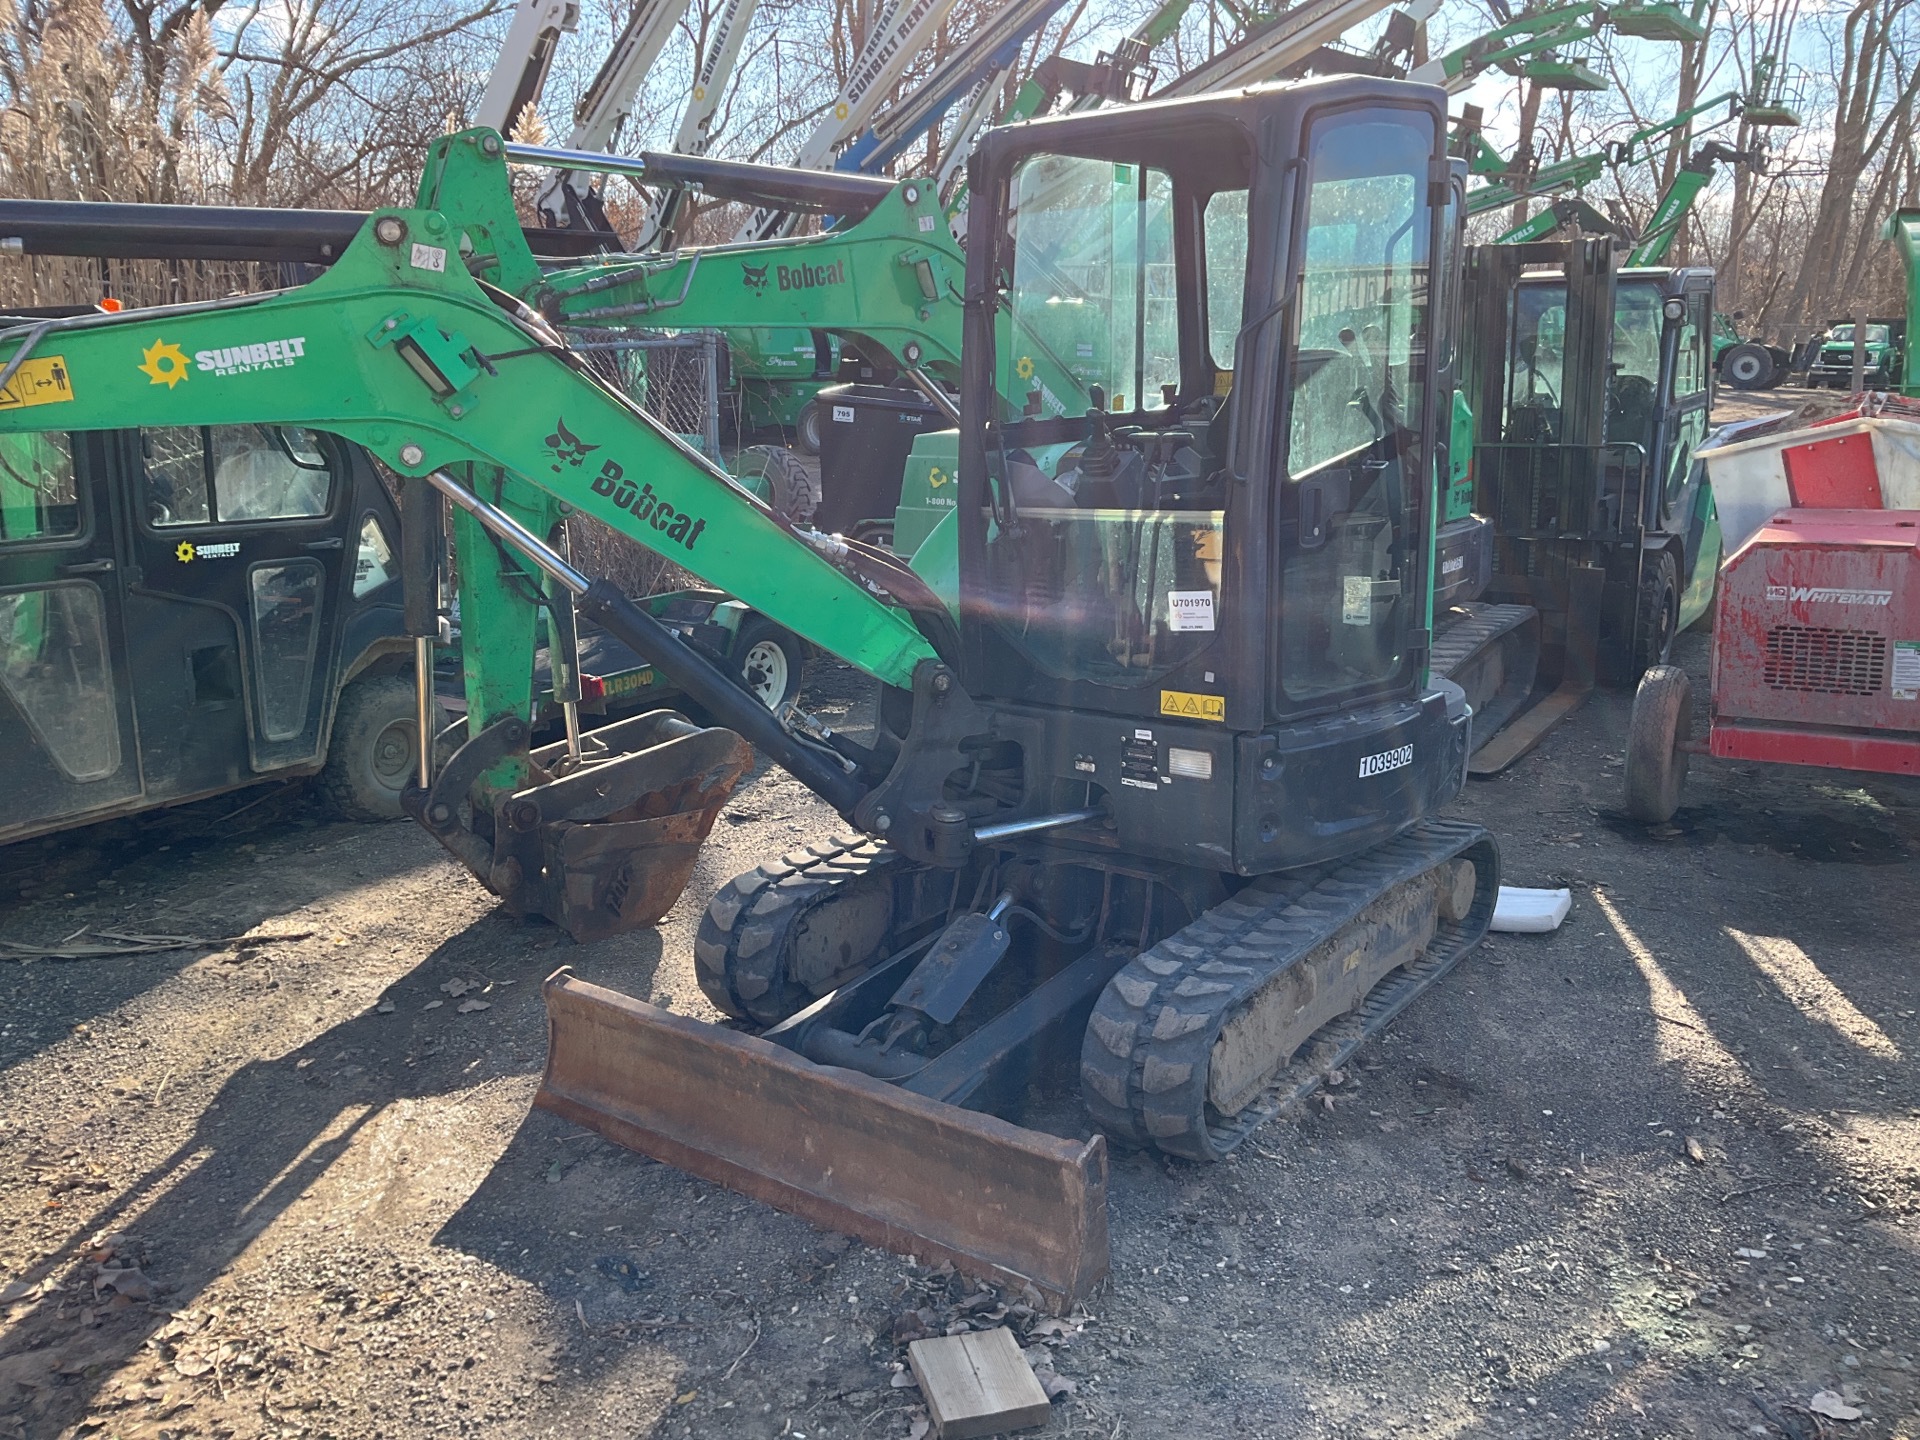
(536, 970, 1110, 1311)
(411, 709, 754, 944)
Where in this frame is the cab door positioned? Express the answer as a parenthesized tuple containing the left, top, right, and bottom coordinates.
(1654, 278, 1714, 536)
(0, 427, 144, 837)
(119, 424, 350, 798)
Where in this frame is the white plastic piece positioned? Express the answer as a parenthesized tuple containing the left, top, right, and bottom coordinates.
(1703, 415, 1920, 553)
(1490, 886, 1572, 934)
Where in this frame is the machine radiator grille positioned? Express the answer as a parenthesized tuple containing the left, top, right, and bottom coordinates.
(1763, 626, 1888, 695)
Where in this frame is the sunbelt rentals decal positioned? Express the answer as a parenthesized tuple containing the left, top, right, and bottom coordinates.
(139, 334, 308, 388)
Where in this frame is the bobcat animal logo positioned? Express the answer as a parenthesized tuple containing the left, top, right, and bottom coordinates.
(545, 418, 599, 473)
(741, 263, 770, 293)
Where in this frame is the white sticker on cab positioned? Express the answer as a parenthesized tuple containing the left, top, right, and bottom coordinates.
(1167, 590, 1215, 632)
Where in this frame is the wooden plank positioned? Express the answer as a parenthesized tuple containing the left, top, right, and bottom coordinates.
(907, 1327, 1052, 1438)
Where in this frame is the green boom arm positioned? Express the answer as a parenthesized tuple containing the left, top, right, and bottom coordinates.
(0, 173, 940, 749)
(416, 140, 1086, 423)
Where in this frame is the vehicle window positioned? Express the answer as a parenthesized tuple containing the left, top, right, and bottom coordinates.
(1005, 154, 1176, 414)
(1505, 288, 1565, 441)
(249, 560, 324, 740)
(1204, 189, 1250, 372)
(980, 141, 1249, 692)
(352, 515, 396, 598)
(1281, 106, 1434, 704)
(1674, 291, 1709, 398)
(143, 425, 333, 527)
(1609, 283, 1663, 454)
(1288, 122, 1427, 480)
(0, 432, 81, 542)
(0, 583, 121, 779)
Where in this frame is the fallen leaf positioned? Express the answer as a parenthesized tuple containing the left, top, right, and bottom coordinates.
(456, 999, 491, 1014)
(674, 1391, 697, 1405)
(908, 1419, 931, 1440)
(375, 1000, 395, 1015)
(889, 1370, 920, 1390)
(1810, 1391, 1862, 1421)
(423, 1000, 443, 1011)
(1041, 1372, 1077, 1399)
(1735, 1247, 1767, 1260)
(94, 1268, 153, 1302)
(172, 1356, 212, 1378)
(545, 1160, 564, 1184)
(0, 1280, 32, 1304)
(440, 978, 472, 998)
(1684, 1136, 1706, 1165)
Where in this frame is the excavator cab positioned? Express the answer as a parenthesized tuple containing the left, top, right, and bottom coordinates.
(950, 81, 1471, 874)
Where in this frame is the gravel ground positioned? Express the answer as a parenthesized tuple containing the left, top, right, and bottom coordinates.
(2, 566, 1917, 1437)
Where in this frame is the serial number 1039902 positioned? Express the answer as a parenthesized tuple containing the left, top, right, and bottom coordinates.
(1358, 744, 1414, 779)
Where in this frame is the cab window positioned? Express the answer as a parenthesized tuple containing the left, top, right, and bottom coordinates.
(0, 432, 81, 542)
(1674, 291, 1710, 398)
(143, 425, 333, 527)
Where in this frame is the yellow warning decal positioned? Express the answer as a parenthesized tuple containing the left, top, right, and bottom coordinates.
(0, 356, 75, 410)
(1160, 689, 1225, 723)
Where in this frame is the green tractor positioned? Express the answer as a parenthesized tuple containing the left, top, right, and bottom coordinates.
(1712, 310, 1791, 391)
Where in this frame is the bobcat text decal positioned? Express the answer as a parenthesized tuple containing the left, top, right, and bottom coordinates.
(550, 419, 708, 551)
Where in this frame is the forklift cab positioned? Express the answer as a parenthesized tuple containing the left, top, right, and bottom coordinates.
(0, 382, 413, 842)
(1465, 244, 1717, 683)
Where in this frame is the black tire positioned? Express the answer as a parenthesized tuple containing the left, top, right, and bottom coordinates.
(318, 674, 442, 821)
(1631, 549, 1680, 680)
(1761, 349, 1791, 388)
(742, 444, 821, 525)
(731, 616, 804, 710)
(1625, 664, 1693, 824)
(1722, 342, 1776, 391)
(793, 401, 822, 456)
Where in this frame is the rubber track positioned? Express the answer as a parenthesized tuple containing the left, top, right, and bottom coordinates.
(1080, 819, 1498, 1163)
(1429, 602, 1534, 681)
(693, 832, 899, 1024)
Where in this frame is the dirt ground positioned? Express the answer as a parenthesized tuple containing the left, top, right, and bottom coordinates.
(3, 461, 1918, 1436)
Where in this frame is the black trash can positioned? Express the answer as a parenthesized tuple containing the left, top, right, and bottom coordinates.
(813, 383, 945, 537)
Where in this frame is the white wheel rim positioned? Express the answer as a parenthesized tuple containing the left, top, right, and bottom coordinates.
(742, 639, 789, 708)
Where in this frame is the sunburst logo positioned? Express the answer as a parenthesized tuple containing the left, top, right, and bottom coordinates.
(139, 339, 191, 389)
(175, 541, 196, 563)
(1015, 355, 1035, 380)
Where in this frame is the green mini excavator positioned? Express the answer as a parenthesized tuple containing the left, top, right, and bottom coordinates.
(0, 74, 1496, 1308)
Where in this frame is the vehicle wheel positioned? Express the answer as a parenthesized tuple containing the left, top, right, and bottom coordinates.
(1761, 349, 1792, 388)
(319, 674, 443, 821)
(1722, 342, 1776, 391)
(793, 401, 822, 456)
(742, 444, 821, 526)
(732, 617, 804, 710)
(1631, 549, 1680, 679)
(1625, 664, 1693, 824)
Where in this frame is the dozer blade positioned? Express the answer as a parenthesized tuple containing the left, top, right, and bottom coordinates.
(536, 970, 1110, 1312)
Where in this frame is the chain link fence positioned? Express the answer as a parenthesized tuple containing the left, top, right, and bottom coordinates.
(562, 329, 734, 598)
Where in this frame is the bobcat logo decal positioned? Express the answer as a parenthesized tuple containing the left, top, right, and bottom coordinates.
(544, 417, 600, 473)
(741, 262, 770, 294)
